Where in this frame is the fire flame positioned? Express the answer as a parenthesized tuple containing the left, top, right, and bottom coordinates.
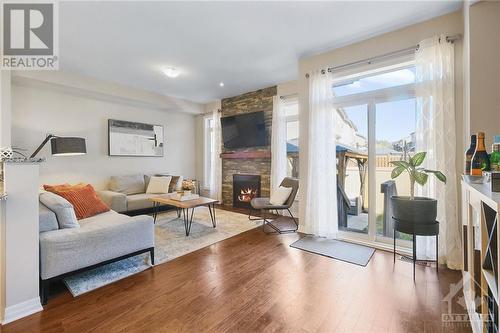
(238, 188, 257, 202)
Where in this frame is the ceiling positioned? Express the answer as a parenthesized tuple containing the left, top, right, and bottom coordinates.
(59, 1, 462, 104)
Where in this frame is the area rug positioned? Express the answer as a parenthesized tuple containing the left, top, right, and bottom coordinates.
(290, 236, 375, 267)
(63, 208, 261, 296)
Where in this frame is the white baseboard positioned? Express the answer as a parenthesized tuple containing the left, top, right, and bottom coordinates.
(2, 297, 43, 325)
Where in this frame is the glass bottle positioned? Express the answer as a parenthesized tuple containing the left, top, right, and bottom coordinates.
(490, 143, 500, 171)
(465, 134, 477, 174)
(471, 132, 490, 176)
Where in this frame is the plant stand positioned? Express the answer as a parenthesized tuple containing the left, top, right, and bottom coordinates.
(393, 219, 439, 280)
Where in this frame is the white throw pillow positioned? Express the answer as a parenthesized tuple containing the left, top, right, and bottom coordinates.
(146, 176, 172, 194)
(269, 186, 293, 206)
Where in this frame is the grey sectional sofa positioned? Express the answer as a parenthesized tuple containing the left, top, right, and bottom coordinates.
(97, 173, 183, 213)
(39, 192, 155, 305)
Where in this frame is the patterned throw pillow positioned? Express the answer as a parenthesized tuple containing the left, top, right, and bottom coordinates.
(169, 176, 180, 192)
(44, 184, 110, 220)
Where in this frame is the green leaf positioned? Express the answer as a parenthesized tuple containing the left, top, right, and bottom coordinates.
(414, 171, 428, 186)
(391, 166, 405, 179)
(410, 152, 426, 167)
(423, 169, 447, 184)
(433, 171, 447, 183)
(389, 160, 412, 170)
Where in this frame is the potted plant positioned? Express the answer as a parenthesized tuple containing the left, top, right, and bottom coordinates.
(389, 152, 446, 223)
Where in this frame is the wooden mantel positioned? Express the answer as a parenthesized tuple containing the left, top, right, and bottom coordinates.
(220, 151, 271, 159)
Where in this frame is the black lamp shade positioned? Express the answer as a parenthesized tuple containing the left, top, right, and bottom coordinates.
(50, 137, 86, 156)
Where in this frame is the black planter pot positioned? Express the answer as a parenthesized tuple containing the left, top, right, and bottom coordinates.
(390, 196, 437, 223)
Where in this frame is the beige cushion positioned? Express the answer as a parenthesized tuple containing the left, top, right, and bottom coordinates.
(144, 174, 153, 189)
(126, 193, 168, 211)
(156, 174, 184, 192)
(270, 186, 293, 206)
(109, 174, 145, 195)
(146, 176, 172, 194)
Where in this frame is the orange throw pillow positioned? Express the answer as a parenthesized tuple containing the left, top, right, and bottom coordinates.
(44, 184, 110, 220)
(43, 183, 86, 192)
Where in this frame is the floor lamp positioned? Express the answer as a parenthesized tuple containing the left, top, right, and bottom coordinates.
(30, 134, 87, 158)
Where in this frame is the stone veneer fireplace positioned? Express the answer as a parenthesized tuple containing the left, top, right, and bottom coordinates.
(232, 174, 261, 209)
(221, 86, 276, 206)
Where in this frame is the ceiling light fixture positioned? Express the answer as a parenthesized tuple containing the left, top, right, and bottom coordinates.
(162, 67, 180, 78)
(219, 82, 224, 87)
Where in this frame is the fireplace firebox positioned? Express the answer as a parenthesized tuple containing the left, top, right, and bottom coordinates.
(232, 174, 261, 209)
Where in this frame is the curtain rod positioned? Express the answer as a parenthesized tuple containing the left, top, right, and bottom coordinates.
(305, 34, 461, 78)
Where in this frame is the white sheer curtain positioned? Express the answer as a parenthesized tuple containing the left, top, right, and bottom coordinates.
(304, 70, 338, 238)
(415, 35, 461, 269)
(210, 109, 222, 202)
(271, 96, 287, 197)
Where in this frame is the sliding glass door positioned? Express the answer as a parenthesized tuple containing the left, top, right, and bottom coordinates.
(332, 62, 416, 247)
(375, 98, 417, 242)
(336, 104, 369, 234)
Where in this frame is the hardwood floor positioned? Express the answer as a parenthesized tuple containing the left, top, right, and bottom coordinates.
(2, 225, 470, 333)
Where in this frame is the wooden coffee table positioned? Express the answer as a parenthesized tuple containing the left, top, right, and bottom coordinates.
(149, 196, 218, 236)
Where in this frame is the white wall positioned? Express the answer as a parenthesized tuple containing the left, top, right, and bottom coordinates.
(1, 71, 11, 147)
(468, 1, 500, 148)
(298, 11, 464, 226)
(0, 70, 11, 323)
(11, 76, 199, 189)
(462, 2, 470, 143)
(277, 80, 298, 98)
(3, 163, 42, 324)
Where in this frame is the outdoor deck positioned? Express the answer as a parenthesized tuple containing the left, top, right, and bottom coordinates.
(346, 213, 368, 233)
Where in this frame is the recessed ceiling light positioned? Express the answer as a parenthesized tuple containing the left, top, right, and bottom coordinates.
(162, 67, 180, 78)
(219, 82, 224, 87)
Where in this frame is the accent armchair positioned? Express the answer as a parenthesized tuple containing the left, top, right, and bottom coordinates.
(249, 177, 299, 234)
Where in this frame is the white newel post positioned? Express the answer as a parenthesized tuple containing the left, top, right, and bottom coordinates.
(2, 161, 43, 324)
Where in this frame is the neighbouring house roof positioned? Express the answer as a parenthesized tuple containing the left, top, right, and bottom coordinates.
(336, 143, 367, 156)
(287, 143, 298, 153)
(287, 141, 403, 156)
(287, 139, 299, 153)
(375, 147, 401, 155)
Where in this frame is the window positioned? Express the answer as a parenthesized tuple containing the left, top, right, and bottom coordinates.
(333, 60, 416, 245)
(336, 104, 368, 234)
(284, 99, 299, 178)
(203, 117, 214, 189)
(375, 98, 416, 241)
(333, 66, 416, 97)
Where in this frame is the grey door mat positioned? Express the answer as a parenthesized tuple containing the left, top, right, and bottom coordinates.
(290, 236, 375, 266)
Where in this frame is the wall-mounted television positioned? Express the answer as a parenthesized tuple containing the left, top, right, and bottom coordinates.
(221, 111, 267, 149)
